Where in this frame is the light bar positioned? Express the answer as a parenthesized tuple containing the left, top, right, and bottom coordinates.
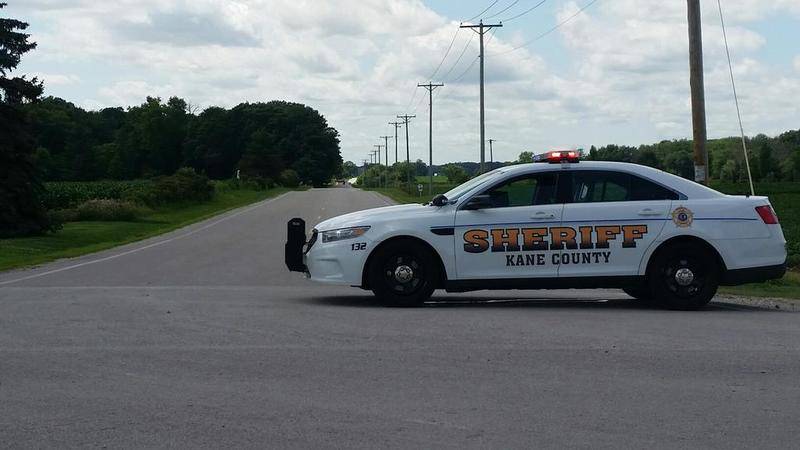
(534, 150, 581, 163)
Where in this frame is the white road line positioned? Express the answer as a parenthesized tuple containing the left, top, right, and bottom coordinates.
(0, 193, 289, 287)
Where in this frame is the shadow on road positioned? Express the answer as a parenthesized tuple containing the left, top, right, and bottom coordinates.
(306, 295, 767, 311)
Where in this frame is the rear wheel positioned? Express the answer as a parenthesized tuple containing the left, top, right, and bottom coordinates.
(368, 240, 438, 307)
(648, 242, 719, 310)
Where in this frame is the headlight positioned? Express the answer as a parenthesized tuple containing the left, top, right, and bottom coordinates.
(321, 226, 370, 243)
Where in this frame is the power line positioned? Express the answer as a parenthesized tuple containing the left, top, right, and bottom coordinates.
(502, 0, 547, 22)
(440, 33, 475, 81)
(484, 0, 520, 20)
(450, 55, 480, 84)
(717, 0, 754, 195)
(491, 0, 600, 56)
(465, 0, 501, 22)
(428, 27, 461, 81)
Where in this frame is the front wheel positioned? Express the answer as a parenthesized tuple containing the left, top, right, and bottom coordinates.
(367, 240, 439, 307)
(648, 243, 719, 310)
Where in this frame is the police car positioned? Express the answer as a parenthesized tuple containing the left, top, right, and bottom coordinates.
(285, 151, 787, 309)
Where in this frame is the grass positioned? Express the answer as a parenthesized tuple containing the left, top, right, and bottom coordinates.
(0, 188, 294, 271)
(415, 175, 450, 183)
(720, 270, 800, 300)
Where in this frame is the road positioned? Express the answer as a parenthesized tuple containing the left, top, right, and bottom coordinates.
(1, 187, 798, 449)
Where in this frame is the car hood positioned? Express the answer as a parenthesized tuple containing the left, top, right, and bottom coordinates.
(314, 204, 431, 231)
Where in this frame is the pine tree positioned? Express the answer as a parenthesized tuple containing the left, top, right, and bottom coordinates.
(0, 2, 52, 237)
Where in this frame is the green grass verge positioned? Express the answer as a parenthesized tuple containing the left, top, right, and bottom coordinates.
(0, 188, 295, 272)
(415, 175, 450, 183)
(720, 270, 800, 300)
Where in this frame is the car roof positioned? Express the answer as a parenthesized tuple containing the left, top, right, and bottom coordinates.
(496, 161, 723, 200)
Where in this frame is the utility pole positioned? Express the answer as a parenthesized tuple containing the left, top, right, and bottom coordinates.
(380, 135, 391, 187)
(418, 82, 444, 195)
(374, 144, 385, 188)
(488, 139, 496, 166)
(397, 114, 416, 188)
(380, 135, 391, 166)
(460, 20, 502, 173)
(687, 0, 708, 185)
(388, 121, 402, 164)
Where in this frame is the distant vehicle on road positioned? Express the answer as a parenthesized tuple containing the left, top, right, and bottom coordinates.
(286, 151, 786, 309)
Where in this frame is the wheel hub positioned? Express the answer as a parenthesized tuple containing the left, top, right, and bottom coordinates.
(674, 267, 694, 286)
(394, 265, 414, 283)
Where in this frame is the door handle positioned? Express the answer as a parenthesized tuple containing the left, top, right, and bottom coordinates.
(638, 208, 662, 216)
(531, 212, 556, 220)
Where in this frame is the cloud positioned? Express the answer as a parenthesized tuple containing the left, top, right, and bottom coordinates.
(31, 72, 80, 87)
(13, 0, 800, 165)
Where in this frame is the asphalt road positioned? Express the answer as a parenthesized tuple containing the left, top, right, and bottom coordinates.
(1, 187, 798, 449)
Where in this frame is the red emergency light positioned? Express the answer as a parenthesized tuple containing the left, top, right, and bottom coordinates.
(534, 150, 580, 163)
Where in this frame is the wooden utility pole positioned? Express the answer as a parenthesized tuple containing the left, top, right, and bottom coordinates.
(397, 114, 415, 188)
(688, 0, 708, 184)
(374, 144, 384, 188)
(460, 20, 502, 173)
(418, 82, 444, 195)
(388, 121, 402, 163)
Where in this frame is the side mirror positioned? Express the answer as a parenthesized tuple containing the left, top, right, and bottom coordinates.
(431, 194, 449, 207)
(462, 194, 492, 210)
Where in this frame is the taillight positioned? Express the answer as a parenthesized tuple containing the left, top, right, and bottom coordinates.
(755, 205, 778, 224)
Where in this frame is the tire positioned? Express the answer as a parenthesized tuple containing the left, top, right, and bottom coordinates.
(623, 286, 652, 301)
(647, 242, 719, 310)
(367, 240, 439, 307)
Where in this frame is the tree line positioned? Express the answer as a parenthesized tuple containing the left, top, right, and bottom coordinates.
(25, 96, 343, 186)
(517, 132, 800, 182)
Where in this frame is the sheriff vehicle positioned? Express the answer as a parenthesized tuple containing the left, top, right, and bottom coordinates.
(285, 151, 787, 309)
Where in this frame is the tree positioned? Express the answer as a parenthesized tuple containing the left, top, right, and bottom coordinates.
(517, 151, 534, 164)
(0, 3, 53, 237)
(442, 164, 469, 184)
(238, 127, 284, 180)
(341, 161, 358, 178)
(634, 148, 660, 168)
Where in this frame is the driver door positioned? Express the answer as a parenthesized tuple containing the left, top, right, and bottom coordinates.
(454, 171, 562, 280)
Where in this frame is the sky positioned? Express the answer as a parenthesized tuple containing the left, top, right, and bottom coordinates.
(9, 0, 800, 165)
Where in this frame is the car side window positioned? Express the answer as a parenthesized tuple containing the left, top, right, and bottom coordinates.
(630, 175, 679, 200)
(481, 172, 558, 208)
(570, 170, 678, 203)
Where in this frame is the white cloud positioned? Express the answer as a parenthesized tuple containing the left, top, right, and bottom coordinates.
(12, 0, 800, 165)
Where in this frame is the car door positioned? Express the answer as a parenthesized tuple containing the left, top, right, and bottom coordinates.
(557, 169, 677, 278)
(454, 171, 562, 280)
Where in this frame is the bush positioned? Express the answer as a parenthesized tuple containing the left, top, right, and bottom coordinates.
(42, 180, 153, 210)
(68, 199, 147, 221)
(279, 169, 300, 188)
(149, 167, 215, 204)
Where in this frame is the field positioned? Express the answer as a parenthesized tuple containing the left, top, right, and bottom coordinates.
(364, 180, 800, 299)
(0, 188, 293, 271)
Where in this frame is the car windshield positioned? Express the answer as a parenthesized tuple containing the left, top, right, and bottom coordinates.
(443, 168, 507, 201)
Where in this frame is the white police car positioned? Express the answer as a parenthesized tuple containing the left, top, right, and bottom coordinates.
(286, 151, 787, 309)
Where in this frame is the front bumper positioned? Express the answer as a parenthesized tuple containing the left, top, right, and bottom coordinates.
(285, 218, 308, 273)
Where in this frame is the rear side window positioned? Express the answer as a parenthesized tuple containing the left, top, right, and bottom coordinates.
(569, 171, 678, 203)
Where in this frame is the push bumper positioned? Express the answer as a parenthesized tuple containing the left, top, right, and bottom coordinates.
(720, 261, 787, 286)
(285, 218, 308, 273)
